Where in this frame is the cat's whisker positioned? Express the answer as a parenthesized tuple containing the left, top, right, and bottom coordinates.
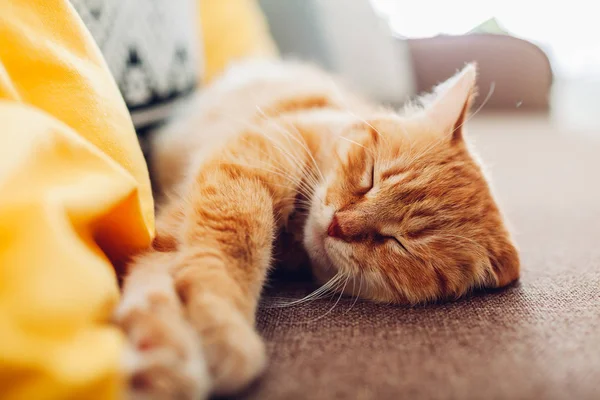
(242, 156, 304, 187)
(286, 274, 344, 302)
(256, 106, 326, 184)
(337, 134, 367, 150)
(217, 160, 305, 192)
(237, 137, 302, 174)
(208, 110, 320, 192)
(251, 108, 323, 191)
(266, 273, 345, 308)
(327, 76, 385, 143)
(333, 125, 378, 161)
(279, 196, 313, 209)
(342, 109, 388, 145)
(221, 139, 320, 201)
(345, 273, 363, 314)
(281, 202, 312, 213)
(216, 162, 317, 205)
(301, 272, 351, 323)
(256, 135, 322, 202)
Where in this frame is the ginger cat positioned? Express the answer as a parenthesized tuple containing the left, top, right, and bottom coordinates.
(115, 61, 520, 399)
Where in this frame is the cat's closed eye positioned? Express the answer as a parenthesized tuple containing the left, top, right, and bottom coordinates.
(356, 161, 375, 195)
(389, 236, 410, 253)
(374, 233, 410, 253)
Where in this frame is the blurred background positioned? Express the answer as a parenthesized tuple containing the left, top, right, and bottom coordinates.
(259, 0, 599, 132)
(72, 0, 600, 140)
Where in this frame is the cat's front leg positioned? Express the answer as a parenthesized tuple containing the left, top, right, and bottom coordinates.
(118, 123, 309, 397)
(168, 165, 277, 395)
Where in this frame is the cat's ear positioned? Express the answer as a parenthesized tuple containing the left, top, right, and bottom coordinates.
(424, 63, 477, 142)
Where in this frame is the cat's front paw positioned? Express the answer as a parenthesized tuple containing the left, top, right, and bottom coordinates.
(116, 293, 210, 399)
(208, 315, 266, 396)
(185, 292, 267, 396)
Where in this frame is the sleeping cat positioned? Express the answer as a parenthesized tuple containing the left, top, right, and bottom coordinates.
(116, 61, 520, 399)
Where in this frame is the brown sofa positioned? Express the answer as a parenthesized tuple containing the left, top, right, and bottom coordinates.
(239, 114, 600, 400)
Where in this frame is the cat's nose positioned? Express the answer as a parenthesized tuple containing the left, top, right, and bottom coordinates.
(327, 215, 345, 240)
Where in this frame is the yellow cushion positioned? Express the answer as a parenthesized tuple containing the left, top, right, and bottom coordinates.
(0, 1, 154, 399)
(200, 0, 279, 82)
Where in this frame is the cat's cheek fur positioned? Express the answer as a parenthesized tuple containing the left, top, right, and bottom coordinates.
(303, 186, 336, 282)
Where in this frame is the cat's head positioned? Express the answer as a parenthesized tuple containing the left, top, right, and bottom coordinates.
(303, 64, 520, 304)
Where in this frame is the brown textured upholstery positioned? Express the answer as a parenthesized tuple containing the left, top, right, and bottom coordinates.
(240, 114, 600, 400)
(407, 35, 553, 111)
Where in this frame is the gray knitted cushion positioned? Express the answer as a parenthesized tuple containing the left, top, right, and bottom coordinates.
(71, 0, 201, 131)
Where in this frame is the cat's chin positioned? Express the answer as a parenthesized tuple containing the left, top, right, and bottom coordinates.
(311, 262, 337, 287)
(304, 237, 330, 280)
(303, 222, 337, 285)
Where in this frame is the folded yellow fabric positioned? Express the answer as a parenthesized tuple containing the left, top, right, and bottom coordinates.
(0, 1, 154, 399)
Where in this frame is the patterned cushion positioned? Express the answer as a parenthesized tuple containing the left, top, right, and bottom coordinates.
(71, 0, 201, 131)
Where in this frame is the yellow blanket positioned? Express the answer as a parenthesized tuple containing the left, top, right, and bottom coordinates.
(0, 0, 277, 398)
(0, 1, 153, 398)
